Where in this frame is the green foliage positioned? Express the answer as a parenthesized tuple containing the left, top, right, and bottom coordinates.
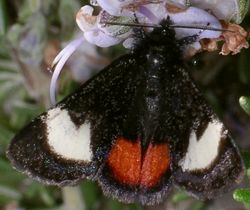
(58, 0, 80, 40)
(187, 202, 205, 210)
(240, 96, 250, 116)
(234, 151, 250, 206)
(237, 104, 250, 208)
(242, 151, 250, 179)
(0, 0, 9, 36)
(172, 191, 190, 203)
(0, 0, 249, 210)
(0, 1, 80, 209)
(234, 189, 250, 204)
(239, 50, 250, 84)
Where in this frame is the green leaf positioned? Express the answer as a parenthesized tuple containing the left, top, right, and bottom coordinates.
(106, 199, 123, 210)
(27, 0, 42, 13)
(187, 201, 205, 210)
(238, 0, 250, 23)
(18, 0, 41, 22)
(39, 186, 56, 207)
(7, 12, 48, 66)
(234, 189, 250, 204)
(242, 151, 250, 169)
(0, 0, 8, 36)
(10, 103, 43, 129)
(0, 158, 13, 171)
(0, 125, 14, 142)
(239, 49, 250, 84)
(0, 127, 13, 156)
(81, 181, 100, 209)
(172, 191, 190, 203)
(239, 96, 250, 116)
(127, 204, 143, 210)
(242, 151, 250, 178)
(0, 158, 25, 187)
(18, 183, 60, 209)
(0, 185, 21, 200)
(58, 0, 80, 40)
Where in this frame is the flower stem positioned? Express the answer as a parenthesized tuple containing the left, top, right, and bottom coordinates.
(62, 186, 86, 210)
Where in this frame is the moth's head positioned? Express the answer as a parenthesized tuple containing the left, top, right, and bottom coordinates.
(147, 18, 177, 45)
(133, 17, 182, 56)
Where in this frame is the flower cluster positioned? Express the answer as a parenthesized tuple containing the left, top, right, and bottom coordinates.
(50, 0, 249, 105)
(76, 0, 222, 48)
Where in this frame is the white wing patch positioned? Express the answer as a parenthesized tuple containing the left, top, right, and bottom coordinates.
(45, 107, 93, 162)
(179, 120, 223, 171)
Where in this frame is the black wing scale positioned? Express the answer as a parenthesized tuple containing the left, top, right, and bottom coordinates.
(7, 54, 141, 186)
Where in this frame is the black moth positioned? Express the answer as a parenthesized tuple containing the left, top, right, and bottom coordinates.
(7, 19, 245, 205)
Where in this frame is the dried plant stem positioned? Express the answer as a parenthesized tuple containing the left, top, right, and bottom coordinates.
(62, 186, 86, 210)
(9, 47, 51, 107)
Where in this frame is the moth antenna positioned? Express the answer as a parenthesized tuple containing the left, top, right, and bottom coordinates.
(102, 21, 235, 33)
(101, 21, 159, 28)
(170, 24, 234, 33)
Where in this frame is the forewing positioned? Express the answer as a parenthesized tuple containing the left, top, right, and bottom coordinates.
(7, 54, 139, 186)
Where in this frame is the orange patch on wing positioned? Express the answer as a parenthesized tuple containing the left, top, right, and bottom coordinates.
(107, 137, 141, 185)
(107, 137, 171, 188)
(141, 144, 170, 187)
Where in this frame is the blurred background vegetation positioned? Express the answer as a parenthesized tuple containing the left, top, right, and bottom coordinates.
(0, 0, 250, 210)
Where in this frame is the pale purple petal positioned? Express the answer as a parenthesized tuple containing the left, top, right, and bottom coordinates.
(97, 0, 133, 15)
(50, 37, 85, 105)
(169, 6, 222, 40)
(76, 5, 97, 32)
(140, 2, 168, 23)
(84, 29, 121, 48)
(123, 37, 135, 49)
(138, 5, 159, 24)
(52, 39, 84, 66)
(190, 0, 237, 22)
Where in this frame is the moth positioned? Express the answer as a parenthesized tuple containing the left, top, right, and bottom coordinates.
(7, 19, 245, 205)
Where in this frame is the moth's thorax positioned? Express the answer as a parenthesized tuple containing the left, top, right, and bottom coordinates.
(134, 22, 183, 66)
(137, 43, 183, 110)
(132, 50, 183, 142)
